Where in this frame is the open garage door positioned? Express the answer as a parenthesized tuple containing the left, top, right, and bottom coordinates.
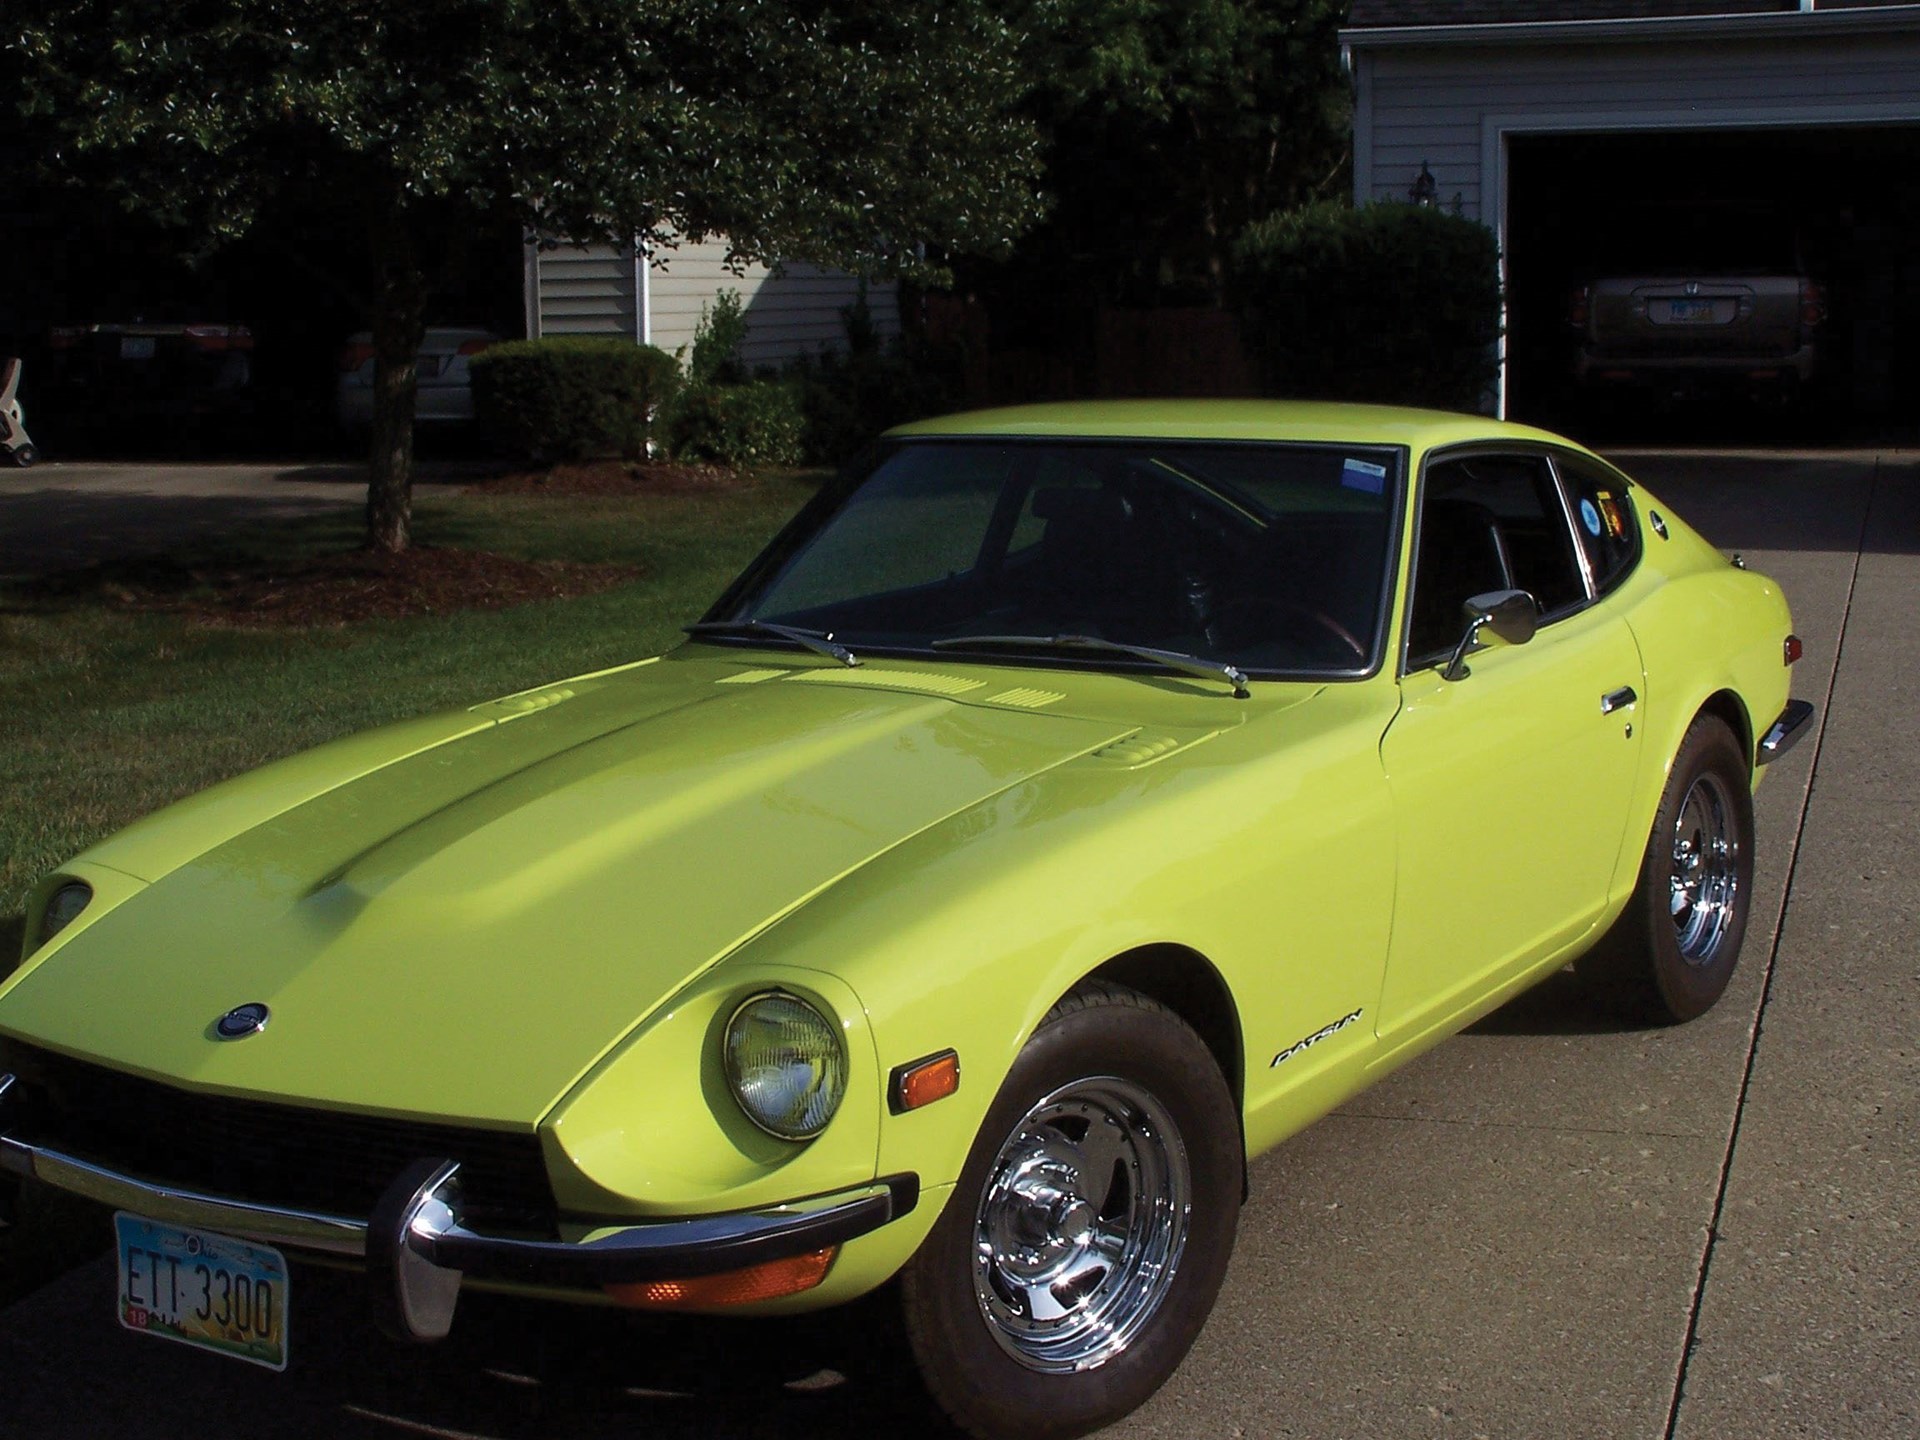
(1505, 126, 1920, 445)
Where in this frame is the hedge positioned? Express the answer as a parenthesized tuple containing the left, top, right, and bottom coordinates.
(666, 378, 808, 467)
(469, 336, 679, 460)
(1234, 201, 1502, 413)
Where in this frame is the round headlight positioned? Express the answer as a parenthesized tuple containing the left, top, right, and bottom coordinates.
(723, 992, 848, 1140)
(38, 882, 92, 947)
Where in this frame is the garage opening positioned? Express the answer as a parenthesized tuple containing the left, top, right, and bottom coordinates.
(1505, 126, 1920, 444)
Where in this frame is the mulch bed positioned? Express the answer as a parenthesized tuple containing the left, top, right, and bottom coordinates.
(23, 545, 640, 628)
(478, 459, 740, 496)
(9, 460, 751, 627)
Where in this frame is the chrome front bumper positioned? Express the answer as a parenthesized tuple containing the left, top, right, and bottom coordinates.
(0, 1074, 916, 1341)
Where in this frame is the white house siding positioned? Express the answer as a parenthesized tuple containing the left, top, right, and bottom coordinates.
(646, 236, 900, 368)
(528, 236, 899, 368)
(1353, 32, 1920, 226)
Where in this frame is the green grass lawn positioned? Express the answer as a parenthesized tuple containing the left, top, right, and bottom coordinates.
(0, 472, 819, 938)
(0, 468, 819, 1306)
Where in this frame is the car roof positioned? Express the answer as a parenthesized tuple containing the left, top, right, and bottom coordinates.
(887, 398, 1572, 453)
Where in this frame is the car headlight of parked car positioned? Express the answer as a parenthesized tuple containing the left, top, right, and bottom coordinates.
(724, 991, 848, 1140)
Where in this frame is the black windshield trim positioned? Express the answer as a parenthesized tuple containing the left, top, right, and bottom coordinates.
(683, 634, 1353, 685)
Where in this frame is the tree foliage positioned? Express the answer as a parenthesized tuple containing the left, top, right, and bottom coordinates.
(1235, 201, 1503, 412)
(7, 1, 1045, 548)
(976, 0, 1350, 319)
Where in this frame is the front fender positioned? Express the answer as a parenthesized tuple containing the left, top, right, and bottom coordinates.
(540, 963, 883, 1218)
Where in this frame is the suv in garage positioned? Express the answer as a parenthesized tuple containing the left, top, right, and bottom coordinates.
(1569, 206, 1826, 405)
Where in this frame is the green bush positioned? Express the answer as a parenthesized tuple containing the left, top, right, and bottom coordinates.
(687, 289, 751, 388)
(669, 378, 807, 466)
(1233, 201, 1502, 412)
(470, 336, 680, 460)
(792, 314, 957, 462)
(781, 287, 956, 462)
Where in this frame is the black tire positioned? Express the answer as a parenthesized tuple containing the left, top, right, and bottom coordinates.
(9, 443, 34, 468)
(1583, 715, 1755, 1023)
(900, 980, 1241, 1440)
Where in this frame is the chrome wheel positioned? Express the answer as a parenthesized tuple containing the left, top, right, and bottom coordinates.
(970, 1076, 1190, 1375)
(1670, 771, 1740, 964)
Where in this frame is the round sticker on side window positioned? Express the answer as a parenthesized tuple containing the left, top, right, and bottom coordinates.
(1579, 498, 1603, 537)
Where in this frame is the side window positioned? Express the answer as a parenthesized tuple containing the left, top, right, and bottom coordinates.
(1554, 454, 1641, 595)
(1407, 453, 1589, 665)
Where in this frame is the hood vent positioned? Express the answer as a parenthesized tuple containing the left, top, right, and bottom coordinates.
(473, 687, 576, 722)
(788, 668, 986, 697)
(1085, 730, 1220, 769)
(987, 687, 1066, 710)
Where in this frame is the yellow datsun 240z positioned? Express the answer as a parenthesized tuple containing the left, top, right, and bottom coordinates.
(0, 402, 1813, 1437)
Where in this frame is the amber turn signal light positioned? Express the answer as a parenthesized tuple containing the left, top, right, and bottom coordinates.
(1784, 634, 1803, 665)
(890, 1049, 960, 1114)
(604, 1247, 836, 1309)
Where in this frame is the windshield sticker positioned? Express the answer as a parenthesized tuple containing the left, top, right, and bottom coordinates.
(1269, 1007, 1363, 1068)
(1341, 458, 1387, 496)
(1580, 498, 1604, 537)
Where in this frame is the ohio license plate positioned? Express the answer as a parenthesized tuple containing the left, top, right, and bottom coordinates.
(1664, 298, 1717, 323)
(115, 1213, 289, 1371)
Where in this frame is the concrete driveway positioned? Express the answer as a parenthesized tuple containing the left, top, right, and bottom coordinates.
(0, 460, 488, 578)
(0, 450, 1911, 1439)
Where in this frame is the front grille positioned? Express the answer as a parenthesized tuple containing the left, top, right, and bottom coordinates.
(1, 1042, 557, 1235)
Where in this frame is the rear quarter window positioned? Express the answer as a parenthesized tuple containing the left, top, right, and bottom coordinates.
(1554, 454, 1641, 595)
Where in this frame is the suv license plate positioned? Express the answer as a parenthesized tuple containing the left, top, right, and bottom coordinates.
(119, 336, 158, 360)
(1665, 298, 1716, 323)
(115, 1213, 289, 1371)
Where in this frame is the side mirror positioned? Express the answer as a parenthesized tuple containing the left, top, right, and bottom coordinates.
(1440, 588, 1538, 681)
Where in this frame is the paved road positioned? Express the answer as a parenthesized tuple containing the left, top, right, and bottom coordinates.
(0, 451, 1911, 1439)
(0, 460, 487, 578)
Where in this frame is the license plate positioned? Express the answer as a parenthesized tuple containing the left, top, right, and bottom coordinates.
(119, 336, 158, 360)
(1664, 298, 1717, 323)
(115, 1213, 289, 1371)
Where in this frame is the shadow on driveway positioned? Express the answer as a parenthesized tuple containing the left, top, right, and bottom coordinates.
(0, 461, 509, 580)
(1606, 450, 1919, 556)
(0, 1259, 955, 1440)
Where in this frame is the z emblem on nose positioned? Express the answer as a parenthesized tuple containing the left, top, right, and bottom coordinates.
(214, 1003, 271, 1040)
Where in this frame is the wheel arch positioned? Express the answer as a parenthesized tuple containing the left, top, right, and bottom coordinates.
(1085, 945, 1244, 1113)
(1696, 687, 1755, 775)
(1084, 944, 1249, 1195)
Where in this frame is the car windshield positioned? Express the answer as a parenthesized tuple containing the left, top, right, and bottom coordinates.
(706, 438, 1403, 678)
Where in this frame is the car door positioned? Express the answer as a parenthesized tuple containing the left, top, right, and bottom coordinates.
(1374, 449, 1646, 1046)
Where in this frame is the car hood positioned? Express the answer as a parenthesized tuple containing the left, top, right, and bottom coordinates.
(0, 660, 1136, 1126)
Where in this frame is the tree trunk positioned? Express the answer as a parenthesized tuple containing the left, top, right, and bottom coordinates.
(365, 205, 428, 554)
(1188, 108, 1228, 310)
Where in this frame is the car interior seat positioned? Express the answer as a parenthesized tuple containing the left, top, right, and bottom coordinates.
(1408, 498, 1514, 661)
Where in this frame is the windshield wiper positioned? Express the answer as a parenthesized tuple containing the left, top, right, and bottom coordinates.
(684, 620, 859, 667)
(931, 633, 1248, 699)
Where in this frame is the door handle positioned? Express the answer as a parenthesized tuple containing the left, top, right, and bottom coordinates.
(1600, 686, 1637, 715)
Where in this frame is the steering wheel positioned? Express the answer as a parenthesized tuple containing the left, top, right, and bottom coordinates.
(1210, 596, 1369, 666)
